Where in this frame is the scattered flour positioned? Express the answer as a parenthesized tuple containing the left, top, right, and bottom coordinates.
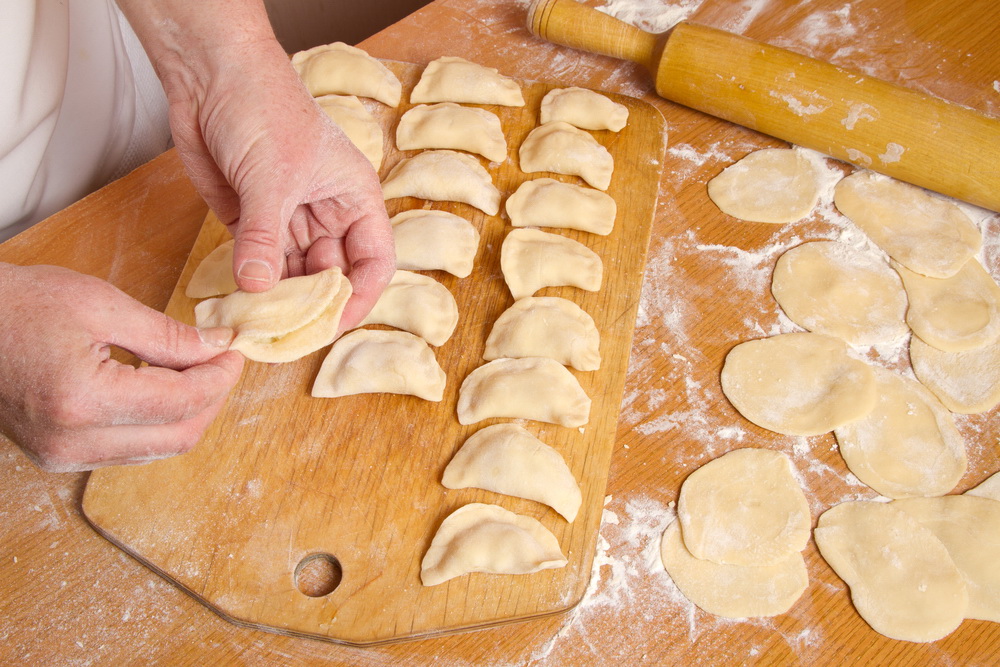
(595, 0, 705, 33)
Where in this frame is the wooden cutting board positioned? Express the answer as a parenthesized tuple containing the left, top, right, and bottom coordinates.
(82, 61, 666, 645)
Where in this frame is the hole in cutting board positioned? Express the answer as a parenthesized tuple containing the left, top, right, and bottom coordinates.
(294, 553, 343, 597)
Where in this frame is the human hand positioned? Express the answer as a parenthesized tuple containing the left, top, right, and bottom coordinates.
(0, 263, 244, 472)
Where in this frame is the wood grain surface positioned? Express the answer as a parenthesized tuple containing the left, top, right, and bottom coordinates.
(2, 0, 999, 664)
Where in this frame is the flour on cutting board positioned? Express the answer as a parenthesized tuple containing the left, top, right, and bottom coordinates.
(596, 0, 704, 33)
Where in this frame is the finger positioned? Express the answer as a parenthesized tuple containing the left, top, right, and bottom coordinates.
(305, 236, 350, 276)
(340, 257, 396, 332)
(338, 213, 395, 331)
(231, 193, 289, 292)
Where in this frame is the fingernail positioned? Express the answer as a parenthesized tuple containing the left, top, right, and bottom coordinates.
(238, 260, 272, 284)
(198, 326, 235, 348)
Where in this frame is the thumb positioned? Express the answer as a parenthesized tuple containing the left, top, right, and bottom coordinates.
(231, 195, 287, 292)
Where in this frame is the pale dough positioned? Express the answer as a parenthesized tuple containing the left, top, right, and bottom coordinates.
(966, 471, 1000, 501)
(390, 209, 480, 278)
(291, 42, 402, 107)
(720, 332, 877, 436)
(500, 228, 602, 300)
(518, 122, 614, 191)
(484, 296, 601, 371)
(410, 56, 525, 107)
(358, 270, 459, 347)
(833, 367, 966, 499)
(381, 150, 501, 215)
(442, 423, 582, 522)
(834, 171, 981, 278)
(771, 241, 908, 346)
(539, 87, 628, 132)
(706, 148, 821, 224)
(676, 448, 810, 566)
(420, 503, 566, 587)
(315, 94, 384, 170)
(659, 520, 808, 618)
(814, 501, 967, 643)
(185, 239, 236, 298)
(396, 103, 507, 163)
(505, 178, 616, 236)
(909, 335, 1000, 414)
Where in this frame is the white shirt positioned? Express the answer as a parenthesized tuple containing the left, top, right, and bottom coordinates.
(0, 0, 171, 241)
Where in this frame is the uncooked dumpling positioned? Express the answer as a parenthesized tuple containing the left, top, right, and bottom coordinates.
(518, 122, 614, 190)
(381, 150, 501, 215)
(484, 296, 601, 371)
(659, 520, 808, 618)
(720, 332, 877, 436)
(457, 357, 591, 427)
(501, 228, 602, 299)
(194, 266, 351, 363)
(894, 257, 1000, 352)
(834, 171, 981, 278)
(358, 270, 458, 346)
(186, 239, 237, 298)
(814, 501, 967, 643)
(909, 335, 1000, 414)
(291, 42, 402, 107)
(442, 424, 582, 522)
(707, 148, 822, 224)
(315, 94, 383, 170)
(505, 178, 616, 236)
(311, 329, 446, 401)
(410, 56, 524, 107)
(396, 103, 507, 163)
(420, 503, 566, 586)
(677, 448, 810, 566)
(391, 209, 480, 278)
(833, 367, 966, 499)
(540, 87, 628, 132)
(771, 241, 908, 346)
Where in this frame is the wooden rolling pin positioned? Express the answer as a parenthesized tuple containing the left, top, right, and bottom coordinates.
(527, 0, 1000, 213)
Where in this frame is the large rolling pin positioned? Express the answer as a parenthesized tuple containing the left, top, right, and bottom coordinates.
(527, 0, 1000, 213)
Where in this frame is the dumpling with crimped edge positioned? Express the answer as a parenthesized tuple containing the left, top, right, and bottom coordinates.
(484, 296, 601, 371)
(291, 42, 402, 107)
(391, 209, 480, 278)
(381, 150, 501, 216)
(358, 270, 459, 347)
(410, 56, 524, 107)
(420, 503, 567, 586)
(186, 239, 237, 298)
(396, 103, 507, 163)
(505, 178, 616, 236)
(443, 424, 582, 522)
(194, 266, 351, 363)
(311, 329, 446, 401)
(500, 228, 602, 300)
(540, 87, 629, 132)
(518, 121, 614, 190)
(315, 94, 384, 170)
(456, 357, 591, 427)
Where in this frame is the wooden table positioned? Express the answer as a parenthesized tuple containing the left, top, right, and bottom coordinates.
(2, 0, 998, 664)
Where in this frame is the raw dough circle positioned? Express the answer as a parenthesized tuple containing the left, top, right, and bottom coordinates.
(771, 241, 908, 345)
(677, 448, 810, 566)
(909, 335, 1000, 414)
(720, 332, 877, 436)
(707, 148, 821, 224)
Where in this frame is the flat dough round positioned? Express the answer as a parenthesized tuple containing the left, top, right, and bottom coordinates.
(707, 148, 821, 224)
(720, 332, 877, 436)
(966, 472, 1000, 501)
(814, 501, 967, 643)
(185, 239, 237, 298)
(833, 367, 966, 499)
(771, 241, 908, 345)
(677, 448, 810, 566)
(659, 520, 808, 618)
(909, 335, 1000, 414)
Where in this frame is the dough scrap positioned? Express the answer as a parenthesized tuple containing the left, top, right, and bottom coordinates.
(659, 520, 808, 618)
(194, 267, 351, 363)
(420, 503, 566, 586)
(484, 296, 601, 371)
(381, 150, 501, 215)
(311, 329, 446, 401)
(501, 228, 602, 300)
(893, 495, 1000, 623)
(966, 472, 1000, 501)
(410, 56, 525, 107)
(540, 87, 629, 132)
(315, 94, 384, 170)
(833, 367, 966, 499)
(771, 241, 908, 346)
(720, 332, 877, 436)
(707, 148, 821, 224)
(358, 270, 459, 346)
(186, 239, 237, 298)
(518, 122, 614, 191)
(909, 335, 1000, 414)
(396, 103, 507, 163)
(814, 501, 967, 643)
(894, 257, 1000, 352)
(391, 209, 480, 278)
(505, 178, 616, 236)
(291, 42, 402, 107)
(457, 357, 591, 427)
(677, 448, 810, 566)
(834, 171, 981, 278)
(442, 424, 582, 522)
